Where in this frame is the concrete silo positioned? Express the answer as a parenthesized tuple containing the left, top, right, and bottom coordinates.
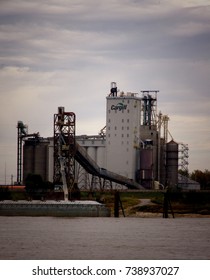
(139, 147, 153, 189)
(166, 140, 179, 188)
(23, 138, 50, 183)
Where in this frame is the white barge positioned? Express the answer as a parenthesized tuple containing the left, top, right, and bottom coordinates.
(0, 200, 111, 217)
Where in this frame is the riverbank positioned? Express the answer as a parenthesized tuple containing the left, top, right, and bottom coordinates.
(127, 199, 210, 218)
(1, 189, 210, 218)
(98, 191, 210, 218)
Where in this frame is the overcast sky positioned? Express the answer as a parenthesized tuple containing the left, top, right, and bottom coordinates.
(0, 0, 210, 184)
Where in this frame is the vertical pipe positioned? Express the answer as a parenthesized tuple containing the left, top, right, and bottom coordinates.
(4, 162, 6, 185)
(143, 96, 147, 125)
(148, 96, 152, 126)
(157, 113, 161, 183)
(17, 128, 22, 184)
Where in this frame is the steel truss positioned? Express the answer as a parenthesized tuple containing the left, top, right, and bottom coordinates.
(179, 143, 189, 186)
(53, 107, 76, 192)
(76, 164, 127, 191)
(17, 121, 39, 184)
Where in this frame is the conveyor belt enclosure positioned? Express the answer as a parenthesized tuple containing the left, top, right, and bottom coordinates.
(75, 143, 143, 190)
(54, 107, 143, 191)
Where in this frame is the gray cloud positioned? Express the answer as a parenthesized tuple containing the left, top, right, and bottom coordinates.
(0, 0, 210, 183)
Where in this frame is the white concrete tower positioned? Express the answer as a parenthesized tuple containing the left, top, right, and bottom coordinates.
(106, 82, 141, 180)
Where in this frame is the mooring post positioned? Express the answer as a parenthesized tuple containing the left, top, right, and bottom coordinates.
(163, 192, 169, 218)
(119, 195, 125, 217)
(114, 191, 120, 217)
(163, 189, 175, 218)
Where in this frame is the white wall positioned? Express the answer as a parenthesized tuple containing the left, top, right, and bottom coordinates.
(106, 95, 141, 180)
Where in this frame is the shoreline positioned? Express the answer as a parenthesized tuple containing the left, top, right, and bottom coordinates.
(123, 198, 210, 218)
(130, 212, 210, 218)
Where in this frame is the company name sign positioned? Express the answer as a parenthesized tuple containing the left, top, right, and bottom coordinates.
(111, 103, 127, 111)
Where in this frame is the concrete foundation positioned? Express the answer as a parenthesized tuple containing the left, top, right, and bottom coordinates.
(0, 200, 111, 217)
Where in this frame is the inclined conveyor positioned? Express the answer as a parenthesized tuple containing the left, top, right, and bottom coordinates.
(75, 143, 144, 190)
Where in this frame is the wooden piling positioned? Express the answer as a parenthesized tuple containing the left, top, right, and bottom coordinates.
(114, 191, 119, 217)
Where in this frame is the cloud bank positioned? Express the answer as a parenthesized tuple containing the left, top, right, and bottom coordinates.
(0, 0, 210, 183)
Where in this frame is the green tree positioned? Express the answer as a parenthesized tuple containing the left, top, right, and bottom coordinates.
(190, 169, 210, 189)
(178, 169, 189, 177)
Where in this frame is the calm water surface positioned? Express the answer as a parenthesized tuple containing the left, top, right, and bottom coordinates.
(0, 217, 210, 260)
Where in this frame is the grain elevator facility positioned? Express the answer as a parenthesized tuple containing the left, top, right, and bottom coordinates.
(18, 82, 196, 192)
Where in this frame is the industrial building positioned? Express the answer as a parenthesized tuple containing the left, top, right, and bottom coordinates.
(17, 82, 199, 192)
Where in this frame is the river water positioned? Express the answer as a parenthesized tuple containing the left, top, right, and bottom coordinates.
(0, 217, 210, 260)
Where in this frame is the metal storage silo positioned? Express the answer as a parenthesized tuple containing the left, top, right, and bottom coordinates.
(34, 141, 49, 181)
(87, 146, 96, 162)
(48, 139, 54, 182)
(96, 146, 105, 167)
(23, 138, 49, 183)
(166, 140, 178, 188)
(23, 141, 34, 181)
(140, 148, 153, 189)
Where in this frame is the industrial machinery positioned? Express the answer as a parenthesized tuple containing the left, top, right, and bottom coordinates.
(58, 136, 69, 201)
(19, 82, 192, 193)
(53, 107, 76, 200)
(53, 107, 143, 199)
(17, 121, 39, 185)
(141, 90, 158, 127)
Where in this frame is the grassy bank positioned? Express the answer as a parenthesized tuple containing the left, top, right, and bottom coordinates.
(85, 190, 210, 217)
